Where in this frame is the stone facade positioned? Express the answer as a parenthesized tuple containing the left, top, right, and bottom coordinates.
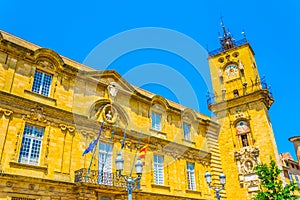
(207, 27, 278, 199)
(0, 26, 280, 200)
(0, 30, 218, 200)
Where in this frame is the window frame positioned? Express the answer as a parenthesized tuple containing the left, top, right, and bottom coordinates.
(295, 175, 300, 187)
(289, 172, 294, 183)
(18, 124, 44, 166)
(31, 70, 53, 97)
(151, 111, 162, 131)
(153, 155, 164, 185)
(98, 142, 113, 185)
(183, 122, 191, 141)
(186, 162, 196, 190)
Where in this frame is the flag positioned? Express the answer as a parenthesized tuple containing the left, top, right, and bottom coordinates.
(138, 144, 148, 166)
(82, 122, 104, 156)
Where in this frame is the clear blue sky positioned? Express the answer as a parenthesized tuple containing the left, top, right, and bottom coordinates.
(1, 1, 300, 159)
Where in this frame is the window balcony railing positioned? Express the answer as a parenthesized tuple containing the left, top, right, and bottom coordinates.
(74, 168, 129, 188)
(206, 81, 274, 107)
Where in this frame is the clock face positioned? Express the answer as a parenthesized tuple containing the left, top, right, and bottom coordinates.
(225, 64, 238, 78)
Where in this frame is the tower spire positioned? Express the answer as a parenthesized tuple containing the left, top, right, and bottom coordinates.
(219, 17, 235, 50)
(220, 16, 228, 36)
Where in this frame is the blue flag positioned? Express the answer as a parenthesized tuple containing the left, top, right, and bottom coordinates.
(82, 139, 97, 156)
(82, 122, 104, 156)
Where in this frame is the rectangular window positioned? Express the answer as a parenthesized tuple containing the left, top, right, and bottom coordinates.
(183, 123, 191, 140)
(153, 155, 164, 185)
(98, 142, 113, 186)
(295, 175, 300, 187)
(289, 172, 294, 183)
(32, 70, 52, 96)
(18, 124, 44, 165)
(151, 112, 161, 131)
(187, 162, 196, 190)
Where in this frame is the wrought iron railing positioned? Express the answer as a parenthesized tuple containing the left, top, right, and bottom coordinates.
(74, 168, 128, 188)
(208, 38, 248, 56)
(206, 82, 274, 107)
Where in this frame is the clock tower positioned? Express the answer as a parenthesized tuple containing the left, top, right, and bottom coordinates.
(207, 22, 279, 199)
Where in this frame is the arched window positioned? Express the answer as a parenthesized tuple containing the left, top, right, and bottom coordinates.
(236, 121, 250, 135)
(236, 120, 251, 148)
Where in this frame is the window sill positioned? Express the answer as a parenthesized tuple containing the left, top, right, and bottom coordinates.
(24, 90, 56, 105)
(182, 139, 195, 145)
(151, 183, 171, 191)
(10, 161, 48, 174)
(186, 189, 201, 195)
(150, 129, 167, 139)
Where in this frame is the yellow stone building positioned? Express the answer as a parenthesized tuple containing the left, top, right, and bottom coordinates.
(0, 23, 278, 200)
(207, 23, 278, 199)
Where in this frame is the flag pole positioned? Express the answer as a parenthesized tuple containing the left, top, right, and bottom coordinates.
(85, 121, 104, 182)
(120, 125, 128, 153)
(136, 134, 151, 189)
(130, 131, 142, 177)
(85, 138, 99, 182)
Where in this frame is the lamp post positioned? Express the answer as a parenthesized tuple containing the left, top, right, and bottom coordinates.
(115, 152, 143, 200)
(205, 171, 226, 200)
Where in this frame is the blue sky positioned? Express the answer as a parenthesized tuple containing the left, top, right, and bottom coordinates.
(1, 1, 300, 159)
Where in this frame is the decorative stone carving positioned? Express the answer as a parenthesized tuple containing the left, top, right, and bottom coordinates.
(234, 146, 260, 191)
(59, 124, 67, 131)
(233, 107, 246, 119)
(44, 129, 51, 167)
(238, 60, 244, 70)
(107, 82, 118, 98)
(68, 126, 76, 133)
(0, 108, 13, 117)
(29, 183, 35, 190)
(11, 120, 24, 162)
(26, 106, 47, 123)
(37, 60, 54, 72)
(6, 181, 13, 187)
(96, 104, 118, 124)
(59, 124, 76, 134)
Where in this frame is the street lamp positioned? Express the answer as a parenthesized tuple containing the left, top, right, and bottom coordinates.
(205, 171, 226, 200)
(115, 152, 143, 200)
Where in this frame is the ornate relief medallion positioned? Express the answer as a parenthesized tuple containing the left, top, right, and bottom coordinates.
(234, 146, 260, 192)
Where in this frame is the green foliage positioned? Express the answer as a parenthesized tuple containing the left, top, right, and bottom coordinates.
(254, 159, 299, 200)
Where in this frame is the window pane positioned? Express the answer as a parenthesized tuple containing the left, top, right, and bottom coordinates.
(152, 112, 161, 131)
(289, 172, 294, 183)
(183, 123, 191, 140)
(187, 163, 196, 190)
(154, 155, 164, 185)
(296, 175, 300, 187)
(32, 71, 52, 96)
(18, 124, 44, 165)
(98, 142, 113, 186)
(32, 71, 43, 93)
(41, 73, 52, 96)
